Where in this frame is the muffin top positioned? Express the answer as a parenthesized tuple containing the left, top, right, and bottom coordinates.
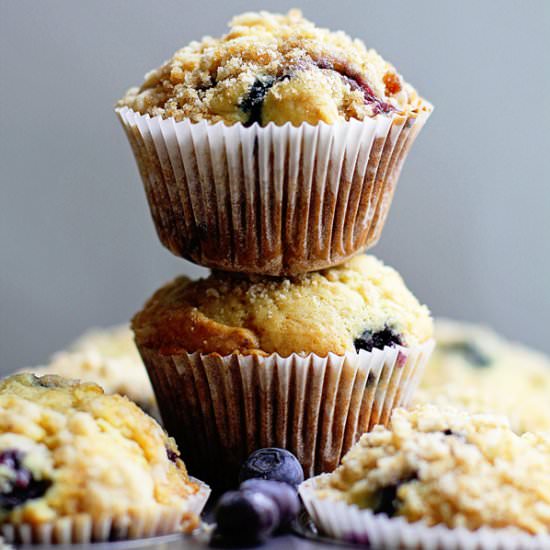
(415, 319, 550, 433)
(29, 325, 157, 417)
(318, 405, 550, 534)
(132, 255, 432, 357)
(0, 374, 198, 527)
(118, 10, 425, 126)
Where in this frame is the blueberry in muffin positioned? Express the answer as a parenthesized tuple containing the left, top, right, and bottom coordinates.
(0, 449, 51, 511)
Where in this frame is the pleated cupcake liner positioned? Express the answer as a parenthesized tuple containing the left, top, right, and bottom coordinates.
(299, 475, 550, 550)
(116, 103, 432, 276)
(0, 477, 210, 545)
(137, 340, 434, 489)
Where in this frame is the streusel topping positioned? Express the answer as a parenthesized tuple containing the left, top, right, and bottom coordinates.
(118, 10, 425, 126)
(318, 405, 550, 534)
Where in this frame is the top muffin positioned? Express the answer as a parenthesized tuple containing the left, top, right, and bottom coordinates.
(132, 255, 432, 357)
(118, 10, 423, 126)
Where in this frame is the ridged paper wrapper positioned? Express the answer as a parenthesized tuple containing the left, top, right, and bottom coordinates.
(116, 103, 432, 276)
(137, 340, 434, 488)
(0, 478, 210, 545)
(299, 475, 550, 550)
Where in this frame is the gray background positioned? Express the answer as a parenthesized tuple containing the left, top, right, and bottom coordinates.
(1, 0, 549, 373)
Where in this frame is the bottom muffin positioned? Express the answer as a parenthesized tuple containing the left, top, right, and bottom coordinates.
(306, 405, 550, 538)
(132, 255, 434, 487)
(0, 374, 209, 544)
(416, 319, 550, 433)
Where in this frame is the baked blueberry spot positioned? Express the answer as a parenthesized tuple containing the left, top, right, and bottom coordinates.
(166, 448, 179, 463)
(240, 74, 291, 126)
(441, 429, 466, 440)
(0, 450, 51, 510)
(240, 76, 276, 126)
(314, 57, 394, 115)
(354, 327, 404, 353)
(371, 473, 417, 517)
(442, 341, 491, 368)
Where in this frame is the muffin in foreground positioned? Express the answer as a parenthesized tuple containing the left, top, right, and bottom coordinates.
(27, 325, 158, 420)
(0, 374, 209, 544)
(415, 319, 550, 433)
(300, 405, 550, 548)
(116, 10, 432, 275)
(132, 255, 434, 486)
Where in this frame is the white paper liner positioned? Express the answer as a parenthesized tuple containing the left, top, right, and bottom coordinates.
(0, 477, 210, 545)
(299, 475, 550, 550)
(138, 340, 434, 488)
(116, 104, 432, 275)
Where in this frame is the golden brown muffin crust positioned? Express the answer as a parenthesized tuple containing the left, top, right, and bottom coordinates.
(132, 255, 432, 357)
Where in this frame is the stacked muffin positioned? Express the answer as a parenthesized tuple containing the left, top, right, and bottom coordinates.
(117, 10, 434, 486)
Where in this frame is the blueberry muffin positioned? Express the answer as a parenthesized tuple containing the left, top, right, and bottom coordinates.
(415, 319, 550, 433)
(0, 374, 206, 543)
(119, 10, 424, 126)
(316, 405, 550, 534)
(132, 255, 434, 486)
(116, 11, 432, 276)
(28, 325, 158, 419)
(132, 254, 433, 357)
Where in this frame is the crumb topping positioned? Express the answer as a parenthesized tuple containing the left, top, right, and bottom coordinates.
(118, 10, 425, 126)
(318, 405, 550, 534)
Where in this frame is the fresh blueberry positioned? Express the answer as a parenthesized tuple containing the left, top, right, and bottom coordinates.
(239, 448, 304, 488)
(240, 479, 300, 527)
(214, 489, 280, 544)
(442, 341, 491, 368)
(353, 327, 403, 353)
(0, 450, 51, 510)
